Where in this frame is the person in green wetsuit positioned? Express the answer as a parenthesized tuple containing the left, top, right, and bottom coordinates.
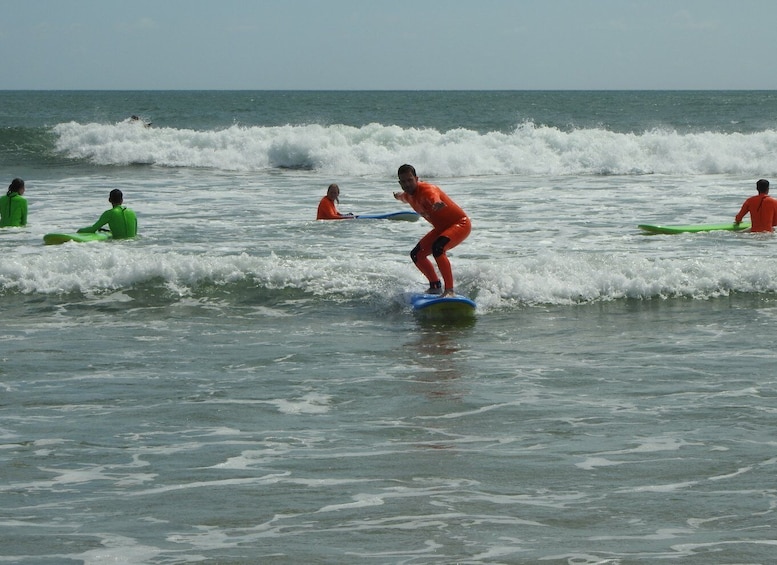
(77, 189, 137, 239)
(0, 178, 28, 227)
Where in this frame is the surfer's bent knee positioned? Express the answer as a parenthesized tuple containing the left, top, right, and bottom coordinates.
(432, 236, 450, 258)
(410, 243, 421, 264)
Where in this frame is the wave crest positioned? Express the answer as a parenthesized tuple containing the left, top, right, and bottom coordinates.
(52, 120, 777, 178)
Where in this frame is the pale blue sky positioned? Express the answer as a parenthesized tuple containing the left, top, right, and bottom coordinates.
(3, 0, 777, 90)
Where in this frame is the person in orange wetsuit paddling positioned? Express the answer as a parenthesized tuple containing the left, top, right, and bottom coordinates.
(393, 164, 471, 297)
(317, 183, 354, 220)
(734, 178, 777, 232)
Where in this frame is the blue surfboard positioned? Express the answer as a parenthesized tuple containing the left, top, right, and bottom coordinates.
(355, 211, 419, 221)
(409, 292, 476, 319)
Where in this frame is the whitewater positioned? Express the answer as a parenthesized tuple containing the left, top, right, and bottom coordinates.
(52, 118, 777, 176)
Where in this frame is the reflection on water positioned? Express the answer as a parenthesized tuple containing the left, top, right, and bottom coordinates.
(404, 321, 476, 403)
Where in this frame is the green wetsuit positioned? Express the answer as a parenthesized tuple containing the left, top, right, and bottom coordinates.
(78, 205, 138, 239)
(0, 193, 28, 227)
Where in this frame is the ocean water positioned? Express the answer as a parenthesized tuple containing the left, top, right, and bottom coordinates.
(2, 90, 777, 564)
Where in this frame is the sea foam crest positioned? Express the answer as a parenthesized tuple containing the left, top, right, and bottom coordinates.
(4, 243, 777, 307)
(52, 120, 777, 178)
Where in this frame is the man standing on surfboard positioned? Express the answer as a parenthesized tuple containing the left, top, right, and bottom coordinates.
(734, 179, 777, 232)
(394, 164, 471, 297)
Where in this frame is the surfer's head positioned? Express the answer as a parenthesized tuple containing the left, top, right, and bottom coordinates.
(397, 164, 419, 194)
(109, 189, 124, 205)
(756, 179, 769, 194)
(398, 164, 417, 178)
(326, 183, 340, 203)
(7, 178, 24, 195)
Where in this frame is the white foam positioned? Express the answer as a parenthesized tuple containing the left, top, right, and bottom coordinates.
(4, 240, 777, 310)
(52, 120, 777, 177)
(269, 392, 332, 414)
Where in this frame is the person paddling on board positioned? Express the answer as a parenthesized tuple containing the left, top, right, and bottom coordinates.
(316, 183, 354, 220)
(393, 164, 471, 297)
(0, 178, 28, 227)
(129, 115, 152, 127)
(77, 189, 138, 239)
(734, 178, 777, 233)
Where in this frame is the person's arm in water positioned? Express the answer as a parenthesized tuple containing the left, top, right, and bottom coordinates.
(77, 209, 113, 233)
(734, 199, 750, 225)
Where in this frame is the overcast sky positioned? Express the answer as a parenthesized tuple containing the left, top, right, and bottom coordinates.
(3, 0, 777, 90)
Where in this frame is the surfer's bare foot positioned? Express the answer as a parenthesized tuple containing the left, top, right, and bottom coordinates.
(442, 289, 456, 298)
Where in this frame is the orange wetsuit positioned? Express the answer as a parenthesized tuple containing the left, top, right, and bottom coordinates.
(317, 196, 344, 220)
(735, 193, 777, 232)
(397, 181, 471, 291)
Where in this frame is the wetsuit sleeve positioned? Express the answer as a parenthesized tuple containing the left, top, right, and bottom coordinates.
(735, 200, 750, 223)
(78, 209, 113, 233)
(418, 183, 467, 228)
(20, 198, 27, 226)
(770, 198, 777, 228)
(124, 208, 138, 238)
(421, 186, 444, 210)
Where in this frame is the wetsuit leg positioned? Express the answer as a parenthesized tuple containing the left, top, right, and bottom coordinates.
(432, 219, 472, 291)
(432, 236, 450, 257)
(410, 243, 421, 264)
(412, 231, 442, 284)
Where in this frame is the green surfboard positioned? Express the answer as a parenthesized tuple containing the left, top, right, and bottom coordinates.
(638, 222, 750, 235)
(43, 232, 111, 245)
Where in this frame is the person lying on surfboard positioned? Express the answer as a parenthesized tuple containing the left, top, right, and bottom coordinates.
(129, 115, 152, 128)
(77, 189, 138, 239)
(393, 164, 471, 298)
(734, 179, 777, 233)
(316, 183, 354, 220)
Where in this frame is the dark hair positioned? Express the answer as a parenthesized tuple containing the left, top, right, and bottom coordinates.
(757, 179, 770, 194)
(327, 183, 339, 202)
(109, 189, 124, 204)
(397, 164, 417, 177)
(7, 178, 24, 195)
